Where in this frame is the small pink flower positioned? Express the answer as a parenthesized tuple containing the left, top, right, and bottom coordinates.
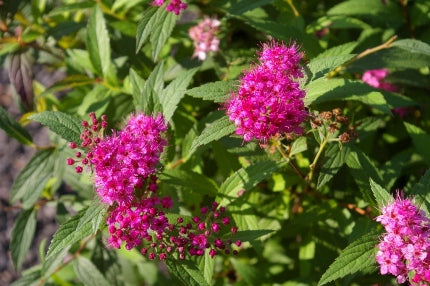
(189, 16, 221, 60)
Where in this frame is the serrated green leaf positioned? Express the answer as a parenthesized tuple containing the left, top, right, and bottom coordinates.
(217, 160, 285, 206)
(199, 251, 214, 286)
(42, 246, 71, 278)
(230, 230, 274, 242)
(404, 122, 430, 164)
(370, 178, 392, 209)
(10, 269, 41, 286)
(318, 229, 380, 286)
(290, 137, 307, 156)
(42, 74, 96, 95)
(129, 68, 145, 98)
(10, 148, 55, 205)
(0, 106, 33, 145)
(136, 7, 158, 52)
(308, 54, 355, 80)
(11, 208, 37, 271)
(305, 78, 391, 114)
(230, 258, 264, 286)
(189, 116, 235, 155)
(160, 169, 219, 196)
(87, 5, 111, 77)
(150, 10, 177, 60)
(228, 0, 274, 15)
(46, 208, 93, 259)
(315, 42, 358, 59)
(165, 260, 210, 286)
(408, 169, 430, 215)
(317, 145, 349, 189)
(134, 62, 164, 113)
(48, 2, 95, 16)
(29, 111, 83, 144)
(381, 149, 413, 190)
(160, 68, 198, 121)
(74, 256, 111, 286)
(186, 80, 237, 102)
(76, 201, 107, 234)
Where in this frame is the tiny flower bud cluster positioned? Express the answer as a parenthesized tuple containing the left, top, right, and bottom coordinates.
(225, 40, 307, 142)
(375, 194, 430, 285)
(311, 108, 357, 143)
(189, 16, 221, 61)
(151, 0, 187, 15)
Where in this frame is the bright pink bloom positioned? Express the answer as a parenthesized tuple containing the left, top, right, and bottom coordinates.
(225, 41, 307, 142)
(151, 0, 186, 15)
(375, 193, 430, 285)
(189, 16, 221, 60)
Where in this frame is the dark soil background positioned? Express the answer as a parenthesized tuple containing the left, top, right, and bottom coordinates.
(0, 67, 63, 285)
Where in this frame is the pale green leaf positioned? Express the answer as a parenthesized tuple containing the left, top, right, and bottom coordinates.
(370, 178, 392, 209)
(150, 10, 178, 60)
(48, 2, 95, 16)
(186, 80, 237, 102)
(74, 256, 111, 286)
(290, 137, 307, 156)
(11, 209, 37, 271)
(308, 54, 354, 80)
(0, 106, 33, 145)
(134, 62, 164, 113)
(76, 201, 107, 234)
(46, 208, 93, 259)
(189, 116, 236, 155)
(10, 269, 41, 286)
(199, 251, 214, 285)
(229, 230, 274, 242)
(29, 111, 83, 144)
(87, 5, 111, 77)
(165, 260, 210, 286)
(42, 74, 95, 96)
(136, 7, 158, 52)
(318, 229, 380, 286)
(160, 169, 219, 196)
(160, 68, 198, 121)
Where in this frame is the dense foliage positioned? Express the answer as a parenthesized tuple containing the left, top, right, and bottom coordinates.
(1, 0, 430, 285)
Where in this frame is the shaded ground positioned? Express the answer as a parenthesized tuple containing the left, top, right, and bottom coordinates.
(0, 68, 60, 285)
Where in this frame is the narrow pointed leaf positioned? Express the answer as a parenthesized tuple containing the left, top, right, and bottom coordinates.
(165, 260, 210, 286)
(0, 106, 33, 145)
(11, 208, 37, 271)
(186, 80, 237, 102)
(370, 178, 392, 208)
(87, 6, 111, 77)
(74, 256, 111, 286)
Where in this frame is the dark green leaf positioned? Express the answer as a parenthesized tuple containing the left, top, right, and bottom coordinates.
(136, 7, 158, 52)
(308, 54, 354, 80)
(381, 149, 413, 190)
(160, 169, 219, 196)
(74, 256, 111, 286)
(305, 78, 391, 114)
(46, 208, 93, 259)
(165, 260, 210, 286)
(404, 122, 430, 164)
(11, 208, 37, 270)
(29, 111, 83, 144)
(409, 169, 430, 215)
(318, 229, 380, 286)
(87, 5, 111, 77)
(10, 148, 55, 206)
(317, 145, 349, 189)
(160, 68, 198, 121)
(228, 0, 274, 15)
(0, 106, 33, 145)
(230, 230, 274, 242)
(218, 160, 285, 206)
(370, 178, 392, 209)
(186, 80, 237, 102)
(189, 116, 235, 155)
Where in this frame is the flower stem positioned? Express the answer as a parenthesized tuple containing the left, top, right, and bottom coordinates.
(307, 132, 330, 183)
(285, 0, 299, 17)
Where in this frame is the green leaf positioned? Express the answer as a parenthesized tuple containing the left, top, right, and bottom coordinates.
(345, 146, 382, 206)
(76, 201, 107, 234)
(305, 78, 391, 114)
(408, 169, 430, 215)
(165, 260, 210, 286)
(318, 229, 380, 286)
(46, 208, 93, 259)
(230, 258, 264, 286)
(189, 116, 236, 155)
(317, 145, 349, 189)
(42, 246, 71, 278)
(308, 54, 354, 80)
(160, 68, 198, 121)
(381, 149, 413, 190)
(136, 7, 158, 52)
(230, 230, 274, 242)
(10, 269, 41, 286)
(186, 80, 237, 102)
(42, 74, 96, 95)
(228, 0, 274, 15)
(11, 208, 37, 271)
(87, 5, 111, 77)
(134, 62, 164, 113)
(0, 106, 33, 145)
(290, 136, 307, 156)
(217, 160, 285, 206)
(199, 251, 214, 285)
(10, 148, 55, 206)
(160, 169, 219, 196)
(74, 256, 111, 286)
(370, 178, 392, 209)
(29, 111, 83, 144)
(48, 2, 95, 16)
(404, 122, 430, 164)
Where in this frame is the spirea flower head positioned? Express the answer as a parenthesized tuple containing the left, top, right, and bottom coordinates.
(189, 16, 221, 61)
(375, 193, 430, 285)
(225, 40, 307, 142)
(151, 0, 187, 15)
(90, 113, 167, 205)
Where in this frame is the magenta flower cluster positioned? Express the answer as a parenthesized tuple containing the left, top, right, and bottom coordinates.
(151, 0, 187, 15)
(189, 16, 221, 61)
(68, 113, 240, 260)
(375, 194, 430, 285)
(362, 69, 396, 92)
(225, 41, 307, 142)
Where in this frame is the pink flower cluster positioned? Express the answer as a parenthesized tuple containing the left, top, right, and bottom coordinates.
(151, 0, 187, 15)
(68, 113, 240, 260)
(225, 41, 307, 142)
(376, 194, 430, 285)
(362, 69, 396, 92)
(189, 16, 220, 61)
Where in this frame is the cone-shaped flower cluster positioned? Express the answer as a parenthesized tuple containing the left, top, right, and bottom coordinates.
(151, 0, 187, 15)
(225, 41, 307, 142)
(376, 194, 430, 285)
(189, 16, 220, 61)
(68, 113, 240, 260)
